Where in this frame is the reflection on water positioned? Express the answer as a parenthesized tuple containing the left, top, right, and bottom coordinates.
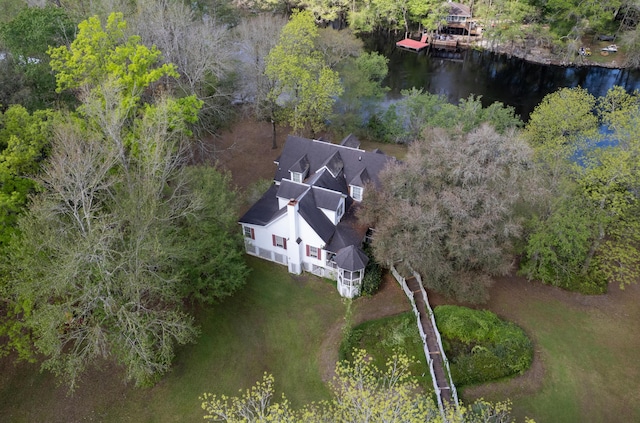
(371, 37, 640, 120)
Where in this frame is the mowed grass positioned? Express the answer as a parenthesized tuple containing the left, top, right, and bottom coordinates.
(461, 280, 640, 423)
(0, 257, 345, 422)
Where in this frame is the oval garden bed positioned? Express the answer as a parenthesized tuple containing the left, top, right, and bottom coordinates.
(434, 305, 533, 386)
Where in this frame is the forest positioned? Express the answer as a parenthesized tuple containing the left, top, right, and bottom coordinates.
(1, 1, 640, 422)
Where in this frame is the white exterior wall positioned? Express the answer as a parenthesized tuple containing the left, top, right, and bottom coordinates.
(241, 202, 343, 282)
(241, 213, 290, 267)
(319, 208, 337, 225)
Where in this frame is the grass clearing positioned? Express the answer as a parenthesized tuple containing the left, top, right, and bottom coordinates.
(461, 279, 640, 423)
(0, 257, 345, 422)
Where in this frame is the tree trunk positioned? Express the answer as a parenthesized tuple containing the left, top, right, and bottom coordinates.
(271, 118, 277, 150)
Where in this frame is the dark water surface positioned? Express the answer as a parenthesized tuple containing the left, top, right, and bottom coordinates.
(373, 39, 640, 120)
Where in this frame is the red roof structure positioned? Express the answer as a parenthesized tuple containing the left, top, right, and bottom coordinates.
(396, 34, 429, 52)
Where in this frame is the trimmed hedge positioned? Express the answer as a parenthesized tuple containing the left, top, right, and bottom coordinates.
(434, 305, 533, 386)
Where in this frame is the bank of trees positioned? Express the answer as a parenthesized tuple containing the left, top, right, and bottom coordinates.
(521, 87, 640, 293)
(0, 12, 247, 389)
(361, 96, 531, 302)
(362, 86, 640, 301)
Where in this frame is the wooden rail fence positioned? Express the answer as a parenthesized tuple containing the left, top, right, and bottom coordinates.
(390, 265, 459, 416)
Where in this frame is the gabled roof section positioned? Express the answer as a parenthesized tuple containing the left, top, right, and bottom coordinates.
(321, 151, 344, 178)
(340, 134, 360, 149)
(334, 245, 369, 271)
(298, 192, 335, 243)
(276, 180, 308, 201)
(325, 222, 362, 253)
(312, 186, 343, 211)
(288, 154, 310, 174)
(349, 168, 371, 187)
(274, 135, 394, 189)
(239, 184, 285, 225)
(309, 168, 348, 195)
(449, 2, 471, 17)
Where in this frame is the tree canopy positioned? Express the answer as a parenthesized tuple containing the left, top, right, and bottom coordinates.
(521, 86, 640, 293)
(265, 9, 343, 135)
(0, 13, 248, 390)
(362, 123, 532, 303)
(201, 350, 522, 422)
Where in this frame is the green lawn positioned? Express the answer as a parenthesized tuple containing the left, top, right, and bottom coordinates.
(0, 257, 346, 422)
(3, 256, 640, 423)
(461, 281, 640, 423)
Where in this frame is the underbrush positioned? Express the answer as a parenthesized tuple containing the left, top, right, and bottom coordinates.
(434, 305, 533, 386)
(339, 312, 430, 389)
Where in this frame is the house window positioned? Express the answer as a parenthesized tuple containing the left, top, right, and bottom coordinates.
(336, 201, 344, 219)
(272, 234, 287, 249)
(343, 270, 361, 281)
(306, 245, 321, 260)
(351, 185, 363, 201)
(291, 172, 303, 183)
(243, 226, 255, 239)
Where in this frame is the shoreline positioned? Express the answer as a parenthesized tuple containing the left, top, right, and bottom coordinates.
(477, 44, 624, 69)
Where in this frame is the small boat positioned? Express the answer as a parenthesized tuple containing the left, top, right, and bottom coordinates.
(601, 44, 618, 52)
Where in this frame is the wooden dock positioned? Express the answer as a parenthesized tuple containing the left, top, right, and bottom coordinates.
(431, 36, 459, 50)
(396, 34, 429, 52)
(396, 34, 460, 53)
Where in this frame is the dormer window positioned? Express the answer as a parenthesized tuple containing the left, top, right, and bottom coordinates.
(337, 201, 344, 219)
(351, 185, 363, 201)
(291, 172, 303, 183)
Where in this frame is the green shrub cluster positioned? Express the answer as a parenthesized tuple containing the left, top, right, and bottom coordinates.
(361, 244, 382, 296)
(434, 305, 533, 386)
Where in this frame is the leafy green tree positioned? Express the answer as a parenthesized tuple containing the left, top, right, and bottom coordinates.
(265, 9, 343, 135)
(1, 13, 247, 390)
(0, 5, 77, 110)
(521, 87, 640, 292)
(178, 166, 249, 304)
(361, 124, 533, 303)
(382, 89, 521, 144)
(0, 105, 53, 247)
(48, 12, 177, 108)
(332, 51, 389, 134)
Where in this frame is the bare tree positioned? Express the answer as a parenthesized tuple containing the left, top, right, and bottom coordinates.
(234, 14, 287, 148)
(362, 124, 533, 303)
(130, 0, 235, 135)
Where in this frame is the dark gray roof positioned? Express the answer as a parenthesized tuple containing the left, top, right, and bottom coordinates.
(298, 193, 335, 243)
(340, 134, 361, 149)
(274, 135, 393, 189)
(325, 222, 362, 253)
(288, 154, 309, 174)
(312, 187, 343, 211)
(276, 180, 308, 201)
(308, 168, 348, 195)
(239, 185, 286, 225)
(321, 151, 344, 177)
(349, 168, 371, 187)
(334, 245, 369, 271)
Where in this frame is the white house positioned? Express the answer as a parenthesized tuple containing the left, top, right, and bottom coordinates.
(239, 134, 394, 298)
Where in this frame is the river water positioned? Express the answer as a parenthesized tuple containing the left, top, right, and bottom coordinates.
(374, 41, 640, 120)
